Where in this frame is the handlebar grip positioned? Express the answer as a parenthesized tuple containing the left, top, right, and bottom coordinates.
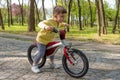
(53, 28, 58, 33)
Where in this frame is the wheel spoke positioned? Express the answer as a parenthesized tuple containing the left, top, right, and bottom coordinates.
(67, 52, 84, 74)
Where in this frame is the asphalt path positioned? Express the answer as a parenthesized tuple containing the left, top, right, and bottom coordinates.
(0, 32, 120, 80)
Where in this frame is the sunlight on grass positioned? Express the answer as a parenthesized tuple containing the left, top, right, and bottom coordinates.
(66, 26, 120, 44)
(0, 24, 27, 33)
(99, 34, 120, 44)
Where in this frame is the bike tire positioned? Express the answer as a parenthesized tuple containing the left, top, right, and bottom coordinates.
(27, 44, 46, 68)
(62, 48, 89, 78)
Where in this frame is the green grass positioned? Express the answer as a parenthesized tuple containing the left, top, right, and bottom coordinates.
(0, 24, 120, 45)
(0, 24, 28, 33)
(67, 26, 120, 44)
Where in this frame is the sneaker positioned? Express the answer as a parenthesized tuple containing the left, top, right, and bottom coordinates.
(31, 65, 41, 73)
(49, 63, 60, 69)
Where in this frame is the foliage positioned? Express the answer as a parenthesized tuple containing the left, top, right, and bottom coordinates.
(1, 8, 7, 22)
(104, 1, 116, 21)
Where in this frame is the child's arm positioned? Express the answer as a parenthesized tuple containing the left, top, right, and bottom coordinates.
(38, 21, 53, 31)
(64, 23, 70, 28)
(38, 22, 48, 29)
(60, 23, 70, 29)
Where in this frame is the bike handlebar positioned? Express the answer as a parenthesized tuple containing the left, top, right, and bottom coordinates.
(52, 26, 72, 47)
(53, 26, 67, 33)
(53, 28, 59, 33)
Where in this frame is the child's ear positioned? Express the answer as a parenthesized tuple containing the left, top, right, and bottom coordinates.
(54, 15, 57, 18)
(53, 14, 57, 18)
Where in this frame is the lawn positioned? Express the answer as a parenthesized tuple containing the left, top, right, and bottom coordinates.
(0, 24, 120, 45)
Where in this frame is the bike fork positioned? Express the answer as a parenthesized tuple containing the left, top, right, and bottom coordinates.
(64, 47, 74, 65)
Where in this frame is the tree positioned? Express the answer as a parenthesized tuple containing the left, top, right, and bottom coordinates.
(88, 0, 93, 27)
(112, 0, 120, 33)
(42, 0, 46, 20)
(95, 0, 101, 36)
(10, 0, 13, 25)
(28, 0, 35, 32)
(77, 0, 82, 30)
(99, 0, 107, 34)
(81, 0, 86, 27)
(35, 0, 40, 23)
(7, 0, 10, 27)
(0, 9, 4, 30)
(18, 0, 24, 26)
(67, 0, 72, 32)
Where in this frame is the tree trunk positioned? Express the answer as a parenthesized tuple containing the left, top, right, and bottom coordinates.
(88, 0, 93, 27)
(7, 0, 10, 27)
(77, 0, 82, 30)
(67, 0, 72, 32)
(42, 0, 46, 20)
(35, 0, 40, 23)
(112, 0, 120, 33)
(10, 0, 13, 25)
(0, 9, 4, 30)
(118, 17, 120, 33)
(95, 0, 101, 36)
(28, 0, 35, 32)
(21, 0, 24, 26)
(82, 0, 85, 27)
(18, 0, 24, 26)
(99, 0, 107, 34)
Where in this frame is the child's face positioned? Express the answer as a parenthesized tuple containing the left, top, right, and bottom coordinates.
(55, 13, 66, 23)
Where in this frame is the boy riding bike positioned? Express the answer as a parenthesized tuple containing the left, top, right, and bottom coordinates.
(31, 6, 70, 73)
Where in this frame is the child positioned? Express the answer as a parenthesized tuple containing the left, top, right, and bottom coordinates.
(31, 6, 69, 73)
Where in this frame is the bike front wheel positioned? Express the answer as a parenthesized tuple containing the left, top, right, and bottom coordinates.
(62, 48, 89, 78)
(27, 44, 46, 68)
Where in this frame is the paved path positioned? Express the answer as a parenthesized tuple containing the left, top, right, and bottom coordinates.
(0, 32, 120, 80)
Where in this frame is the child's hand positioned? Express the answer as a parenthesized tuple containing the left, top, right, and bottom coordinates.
(45, 26, 54, 31)
(64, 24, 71, 28)
(64, 24, 71, 32)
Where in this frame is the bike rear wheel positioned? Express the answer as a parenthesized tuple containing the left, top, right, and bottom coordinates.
(62, 48, 89, 78)
(27, 44, 46, 68)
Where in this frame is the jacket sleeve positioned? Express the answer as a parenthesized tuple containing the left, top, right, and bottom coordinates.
(38, 21, 48, 29)
(59, 22, 66, 27)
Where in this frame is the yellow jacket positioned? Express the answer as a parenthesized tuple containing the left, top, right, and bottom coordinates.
(36, 18, 66, 45)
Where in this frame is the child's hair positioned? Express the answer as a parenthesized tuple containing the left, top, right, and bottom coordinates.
(53, 6, 67, 15)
